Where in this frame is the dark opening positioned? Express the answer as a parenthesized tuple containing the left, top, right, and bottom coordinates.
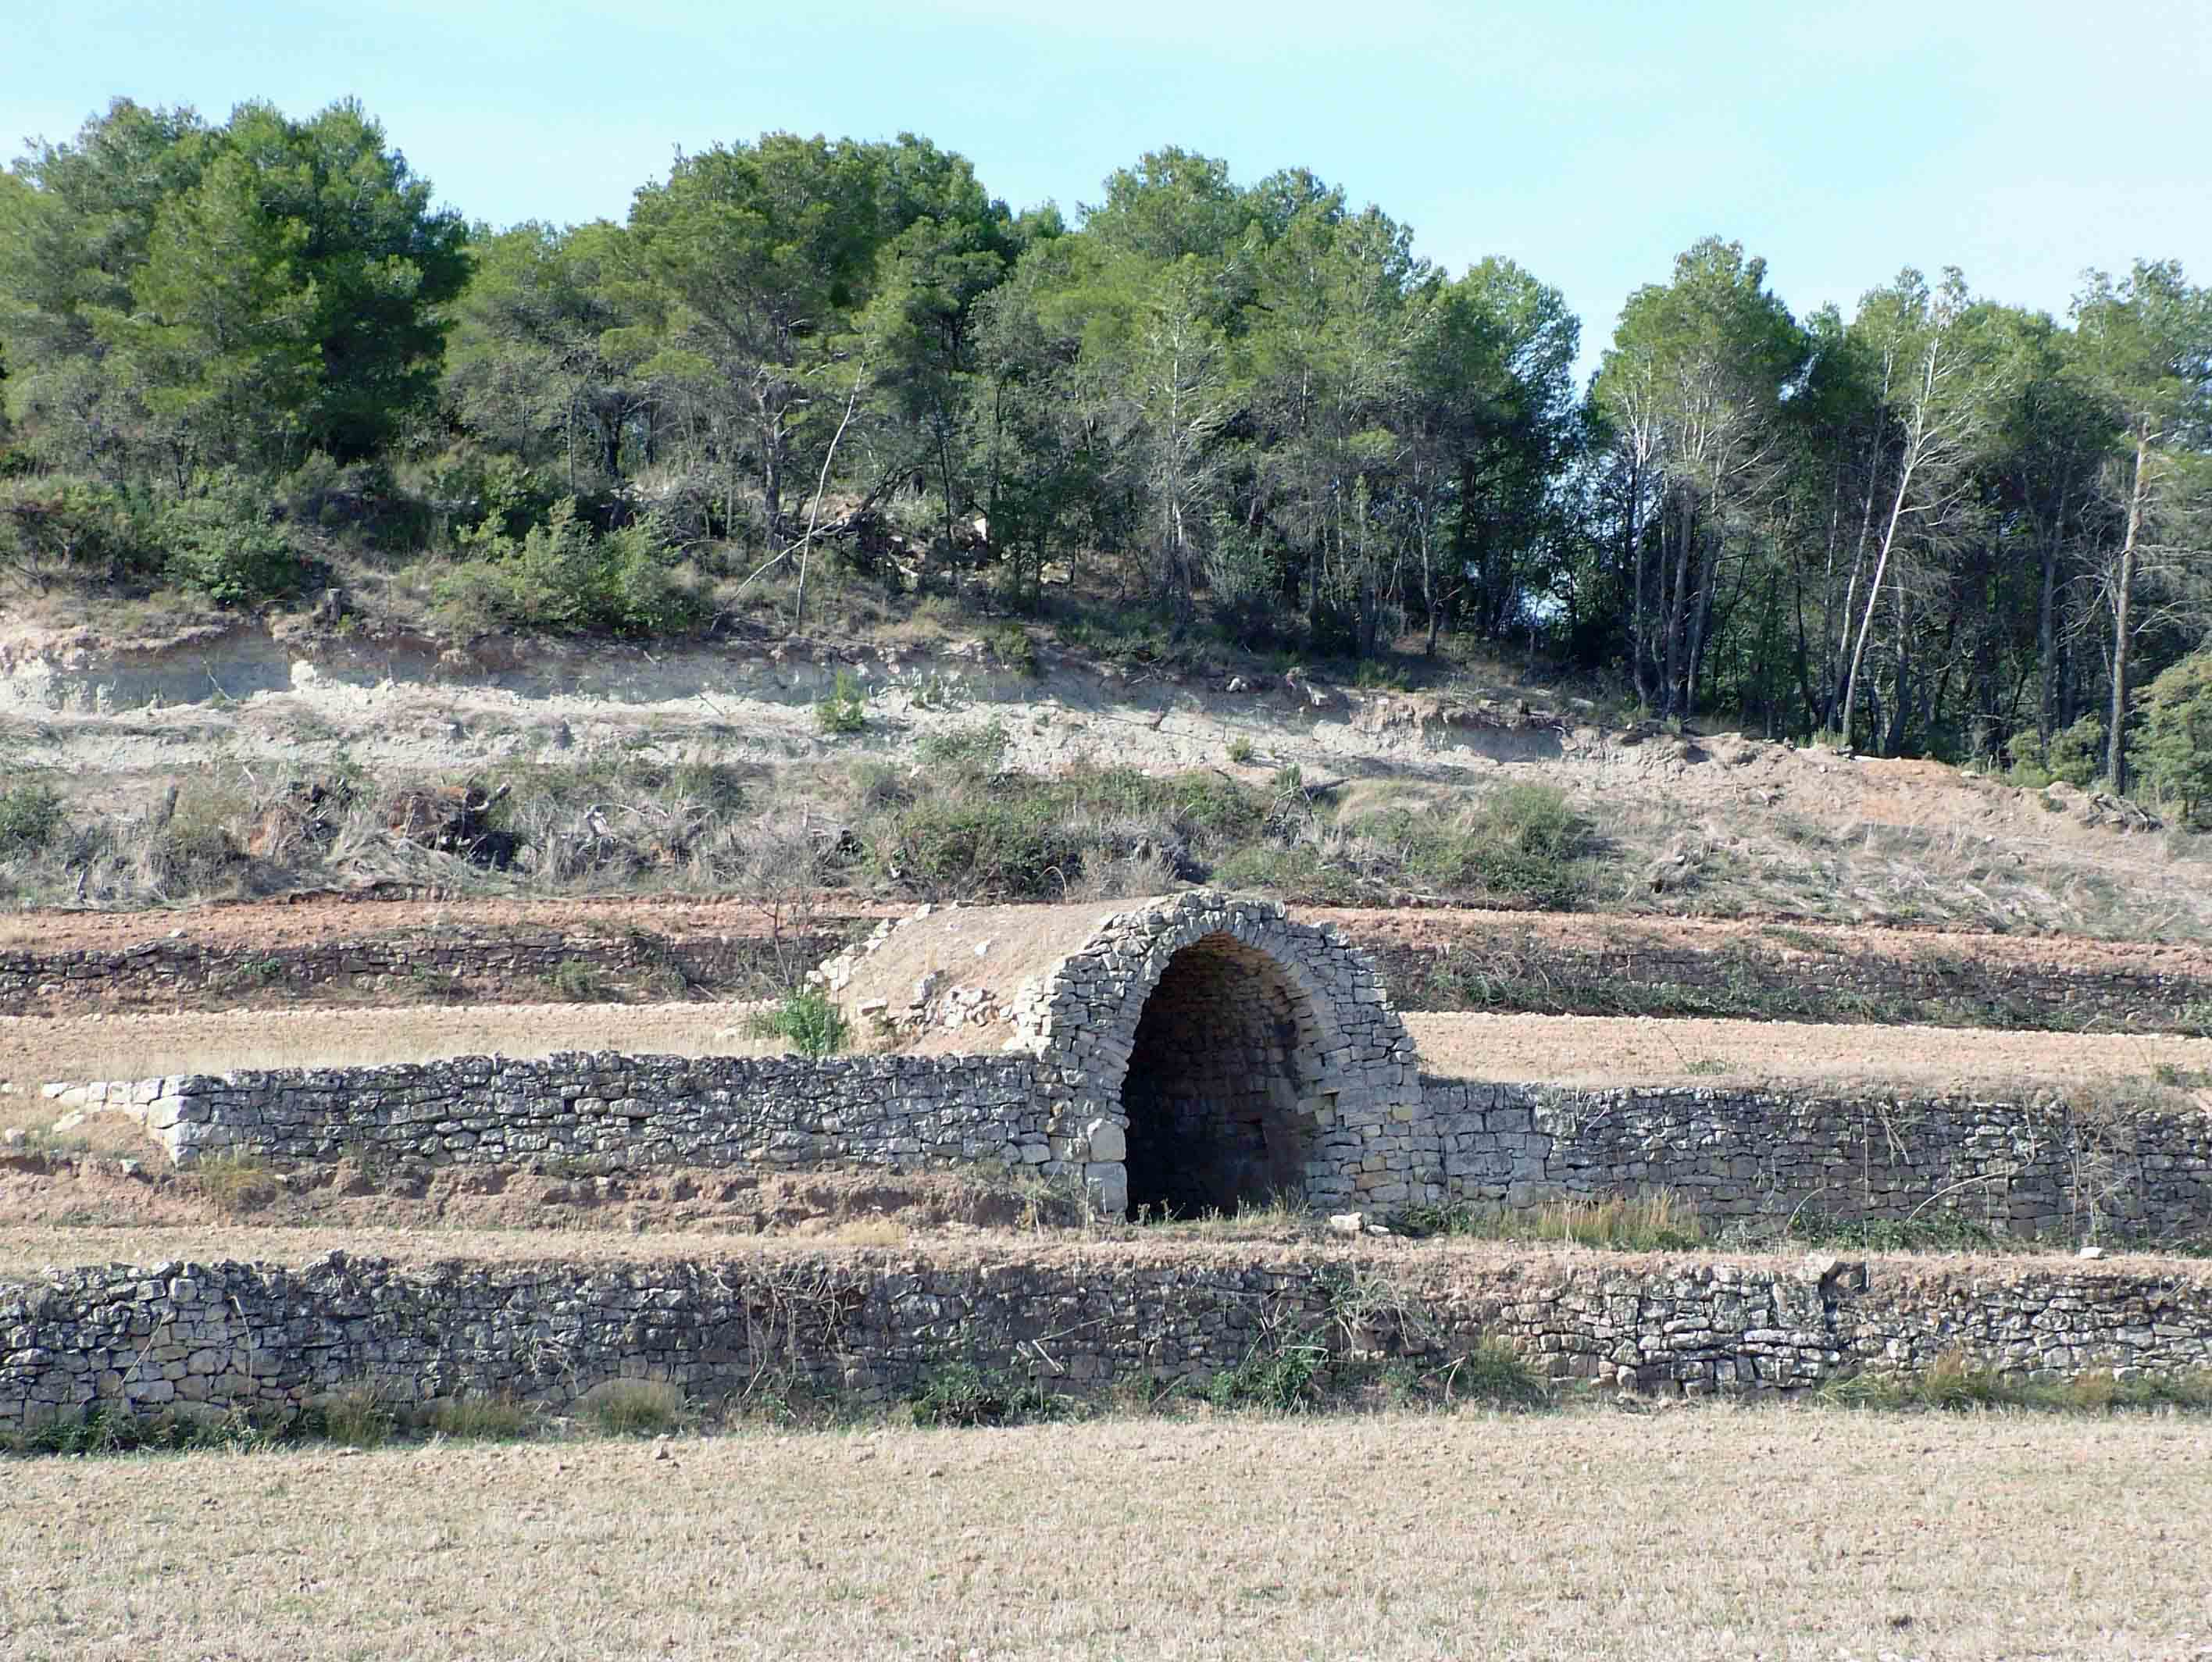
(1119, 933, 1323, 1217)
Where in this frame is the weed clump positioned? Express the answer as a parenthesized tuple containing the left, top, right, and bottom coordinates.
(1397, 1189, 1704, 1251)
(911, 1361, 1065, 1427)
(427, 1394, 537, 1441)
(747, 988, 850, 1057)
(580, 1378, 688, 1436)
(193, 1151, 280, 1217)
(1822, 1353, 2212, 1414)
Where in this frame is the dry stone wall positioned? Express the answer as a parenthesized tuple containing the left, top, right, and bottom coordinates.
(1373, 922, 2212, 1030)
(1429, 1081, 2212, 1245)
(0, 927, 837, 1011)
(88, 1053, 1050, 1175)
(64, 1057, 2212, 1245)
(5, 1246, 2210, 1431)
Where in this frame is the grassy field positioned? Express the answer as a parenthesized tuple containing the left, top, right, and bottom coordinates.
(2, 1407, 2207, 1660)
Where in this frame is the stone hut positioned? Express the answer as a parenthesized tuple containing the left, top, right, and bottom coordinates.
(818, 890, 1434, 1217)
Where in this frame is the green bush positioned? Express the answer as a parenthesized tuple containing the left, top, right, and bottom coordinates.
(750, 988, 850, 1057)
(0, 782, 65, 854)
(159, 480, 303, 607)
(0, 476, 154, 582)
(1206, 1339, 1328, 1412)
(1448, 1339, 1551, 1409)
(911, 1361, 1065, 1427)
(985, 622, 1040, 676)
(2010, 712, 2106, 789)
(915, 722, 1009, 773)
(2137, 651, 2212, 818)
(1366, 783, 1590, 908)
(426, 1394, 537, 1441)
(312, 1386, 395, 1450)
(434, 499, 702, 637)
(815, 669, 869, 735)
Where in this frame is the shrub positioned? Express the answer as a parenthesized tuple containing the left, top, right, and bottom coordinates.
(815, 669, 869, 735)
(1448, 1338, 1550, 1409)
(2010, 712, 2107, 789)
(750, 988, 850, 1058)
(911, 1361, 1065, 1427)
(313, 1386, 395, 1449)
(2137, 651, 2212, 818)
(1362, 783, 1590, 908)
(546, 958, 612, 1001)
(0, 476, 154, 583)
(580, 1378, 687, 1436)
(985, 622, 1040, 676)
(1206, 1339, 1328, 1412)
(0, 782, 65, 854)
(1398, 1189, 1703, 1251)
(141, 778, 252, 894)
(427, 1394, 537, 1441)
(915, 721, 1008, 773)
(159, 481, 304, 607)
(433, 498, 702, 637)
(194, 1151, 280, 1217)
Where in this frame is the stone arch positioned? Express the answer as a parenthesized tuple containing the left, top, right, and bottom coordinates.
(1118, 929, 1333, 1216)
(1013, 892, 1434, 1217)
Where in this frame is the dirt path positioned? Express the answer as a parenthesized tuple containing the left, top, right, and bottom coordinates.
(7, 1004, 2208, 1106)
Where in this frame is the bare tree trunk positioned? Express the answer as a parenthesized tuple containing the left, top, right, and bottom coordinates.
(2038, 480, 2066, 747)
(2107, 432, 2150, 790)
(1664, 490, 1696, 715)
(1624, 452, 1649, 706)
(1841, 436, 1921, 752)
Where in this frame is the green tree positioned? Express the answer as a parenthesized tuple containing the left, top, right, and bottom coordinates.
(1593, 238, 1808, 718)
(2071, 261, 2212, 789)
(1, 98, 466, 483)
(2136, 650, 2212, 817)
(444, 220, 641, 495)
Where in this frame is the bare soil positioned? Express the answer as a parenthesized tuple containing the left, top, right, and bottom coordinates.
(3, 1409, 2209, 1660)
(0, 1000, 787, 1102)
(8, 1004, 2210, 1129)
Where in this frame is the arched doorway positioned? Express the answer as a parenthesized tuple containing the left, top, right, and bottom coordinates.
(1118, 932, 1328, 1217)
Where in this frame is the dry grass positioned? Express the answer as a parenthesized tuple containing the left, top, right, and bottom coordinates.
(3, 1228, 2209, 1286)
(10, 1002, 2210, 1103)
(1401, 1011, 2212, 1094)
(0, 1000, 788, 1100)
(1, 1408, 2207, 1659)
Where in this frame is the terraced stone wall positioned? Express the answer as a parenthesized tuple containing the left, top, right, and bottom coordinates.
(0, 928, 840, 1011)
(1432, 1082, 2212, 1245)
(63, 1059, 2212, 1243)
(95, 1053, 1065, 1177)
(5, 1247, 2210, 1432)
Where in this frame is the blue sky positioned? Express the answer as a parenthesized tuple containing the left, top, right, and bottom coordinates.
(11, 0, 2211, 379)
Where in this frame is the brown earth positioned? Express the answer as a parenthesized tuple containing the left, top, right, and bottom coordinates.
(0, 891, 902, 954)
(8, 1004, 2210, 1115)
(7, 888, 2205, 970)
(0, 1000, 786, 1101)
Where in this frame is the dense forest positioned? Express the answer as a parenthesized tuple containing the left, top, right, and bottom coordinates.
(3, 98, 2210, 797)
